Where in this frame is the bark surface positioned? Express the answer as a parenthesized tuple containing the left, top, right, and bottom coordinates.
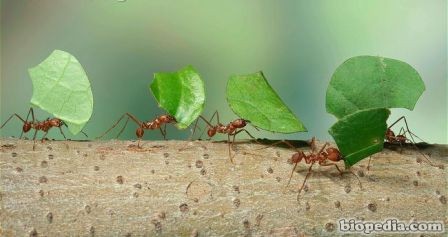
(0, 139, 447, 236)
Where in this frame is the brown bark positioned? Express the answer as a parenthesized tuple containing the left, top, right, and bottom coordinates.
(0, 139, 447, 236)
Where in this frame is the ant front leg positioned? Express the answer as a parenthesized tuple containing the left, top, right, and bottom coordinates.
(58, 127, 67, 140)
(162, 124, 167, 140)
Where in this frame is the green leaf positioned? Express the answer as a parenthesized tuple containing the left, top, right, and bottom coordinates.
(329, 108, 391, 167)
(226, 71, 306, 133)
(150, 65, 205, 129)
(28, 50, 93, 135)
(326, 56, 425, 119)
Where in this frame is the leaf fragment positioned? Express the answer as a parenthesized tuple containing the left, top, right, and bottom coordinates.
(326, 56, 425, 119)
(150, 65, 205, 129)
(28, 50, 93, 135)
(329, 108, 391, 167)
(226, 71, 306, 133)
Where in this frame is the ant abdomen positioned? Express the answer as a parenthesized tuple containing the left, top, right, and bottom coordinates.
(22, 123, 31, 133)
(136, 127, 144, 138)
(207, 129, 217, 137)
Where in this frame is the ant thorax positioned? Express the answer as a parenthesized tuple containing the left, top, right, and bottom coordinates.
(142, 121, 158, 129)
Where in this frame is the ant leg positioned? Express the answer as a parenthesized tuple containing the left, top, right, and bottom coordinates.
(297, 163, 315, 201)
(322, 162, 363, 190)
(80, 130, 88, 138)
(162, 124, 168, 140)
(20, 108, 35, 138)
(32, 129, 38, 150)
(97, 113, 142, 139)
(286, 162, 299, 188)
(367, 156, 372, 171)
(116, 116, 130, 139)
(40, 131, 49, 143)
(320, 162, 343, 176)
(256, 140, 300, 152)
(1, 113, 26, 128)
(227, 134, 235, 164)
(317, 142, 329, 154)
(58, 127, 67, 140)
(233, 129, 262, 145)
(404, 137, 439, 167)
(208, 110, 220, 125)
(309, 137, 317, 153)
(178, 118, 203, 151)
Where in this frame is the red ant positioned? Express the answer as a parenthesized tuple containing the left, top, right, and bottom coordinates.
(261, 137, 362, 201)
(96, 113, 176, 148)
(1, 108, 87, 150)
(186, 111, 259, 163)
(368, 116, 441, 170)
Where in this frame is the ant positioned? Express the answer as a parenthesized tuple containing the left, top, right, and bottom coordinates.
(1, 108, 87, 150)
(96, 113, 176, 148)
(186, 111, 259, 163)
(368, 116, 441, 170)
(261, 137, 362, 201)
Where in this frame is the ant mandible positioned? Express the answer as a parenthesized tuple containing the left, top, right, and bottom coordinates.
(1, 108, 87, 150)
(262, 137, 362, 201)
(188, 111, 259, 163)
(96, 113, 176, 148)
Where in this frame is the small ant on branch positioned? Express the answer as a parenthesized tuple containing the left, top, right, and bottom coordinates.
(368, 116, 442, 170)
(186, 111, 260, 163)
(96, 113, 176, 148)
(1, 108, 87, 150)
(260, 137, 362, 201)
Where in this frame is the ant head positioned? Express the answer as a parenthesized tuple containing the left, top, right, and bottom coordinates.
(49, 118, 63, 127)
(232, 119, 248, 128)
(386, 128, 395, 137)
(22, 122, 31, 133)
(160, 115, 176, 123)
(207, 128, 217, 137)
(326, 147, 342, 162)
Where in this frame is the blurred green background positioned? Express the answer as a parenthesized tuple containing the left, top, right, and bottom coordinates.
(1, 0, 447, 143)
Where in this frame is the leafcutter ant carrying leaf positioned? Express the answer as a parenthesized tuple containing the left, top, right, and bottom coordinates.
(97, 65, 205, 148)
(185, 110, 260, 163)
(1, 108, 87, 150)
(260, 137, 362, 201)
(368, 116, 444, 170)
(96, 113, 176, 148)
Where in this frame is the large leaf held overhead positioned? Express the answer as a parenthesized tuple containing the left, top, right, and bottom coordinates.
(150, 65, 205, 129)
(226, 71, 306, 133)
(28, 50, 93, 135)
(329, 108, 391, 167)
(326, 56, 425, 119)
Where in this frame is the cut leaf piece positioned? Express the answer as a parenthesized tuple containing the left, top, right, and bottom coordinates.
(150, 65, 205, 129)
(28, 50, 93, 135)
(326, 56, 425, 119)
(329, 108, 391, 167)
(226, 71, 306, 133)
